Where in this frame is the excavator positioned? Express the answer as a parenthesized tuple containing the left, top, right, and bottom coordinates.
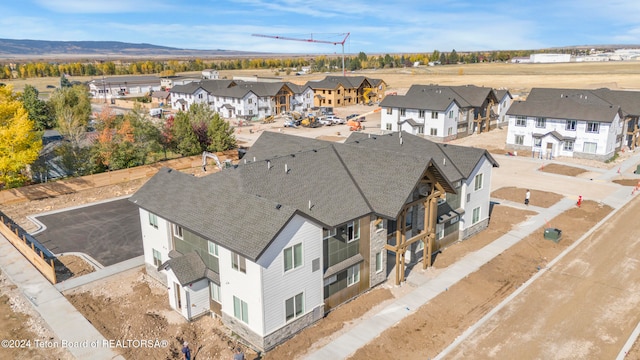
(347, 108, 381, 131)
(202, 151, 223, 172)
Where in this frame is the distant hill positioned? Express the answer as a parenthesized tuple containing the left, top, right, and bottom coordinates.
(0, 38, 261, 58)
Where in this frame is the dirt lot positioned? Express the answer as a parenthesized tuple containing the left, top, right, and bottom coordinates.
(0, 270, 73, 360)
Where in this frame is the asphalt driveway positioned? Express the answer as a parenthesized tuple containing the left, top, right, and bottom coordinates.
(34, 197, 142, 267)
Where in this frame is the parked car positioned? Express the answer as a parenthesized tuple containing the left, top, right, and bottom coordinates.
(283, 119, 297, 128)
(326, 115, 345, 125)
(317, 116, 333, 126)
(346, 113, 359, 120)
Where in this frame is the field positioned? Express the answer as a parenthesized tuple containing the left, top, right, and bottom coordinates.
(2, 61, 640, 359)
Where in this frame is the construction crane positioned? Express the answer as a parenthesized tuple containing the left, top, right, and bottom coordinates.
(252, 33, 350, 76)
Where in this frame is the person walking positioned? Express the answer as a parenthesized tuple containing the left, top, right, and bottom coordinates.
(182, 341, 191, 360)
(525, 189, 531, 206)
(233, 346, 245, 360)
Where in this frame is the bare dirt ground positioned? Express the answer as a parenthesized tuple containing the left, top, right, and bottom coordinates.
(348, 199, 612, 360)
(0, 270, 73, 360)
(540, 163, 588, 177)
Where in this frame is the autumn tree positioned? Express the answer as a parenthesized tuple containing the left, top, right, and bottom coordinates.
(0, 85, 42, 188)
(49, 85, 92, 147)
(20, 85, 54, 130)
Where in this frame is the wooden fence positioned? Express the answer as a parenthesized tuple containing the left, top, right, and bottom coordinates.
(0, 151, 238, 206)
(0, 211, 57, 284)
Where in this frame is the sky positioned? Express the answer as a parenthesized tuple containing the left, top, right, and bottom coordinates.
(1, 0, 639, 54)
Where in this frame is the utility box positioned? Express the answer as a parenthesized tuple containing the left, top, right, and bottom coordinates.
(635, 164, 640, 174)
(544, 228, 562, 243)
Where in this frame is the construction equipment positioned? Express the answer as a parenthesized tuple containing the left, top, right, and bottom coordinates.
(362, 88, 374, 105)
(347, 119, 362, 131)
(202, 151, 223, 172)
(262, 115, 275, 124)
(356, 107, 382, 121)
(252, 33, 350, 76)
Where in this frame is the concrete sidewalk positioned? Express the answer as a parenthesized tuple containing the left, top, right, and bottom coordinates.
(304, 198, 576, 359)
(0, 235, 124, 360)
(304, 151, 640, 359)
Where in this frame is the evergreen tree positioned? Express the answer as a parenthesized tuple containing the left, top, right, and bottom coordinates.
(20, 85, 54, 130)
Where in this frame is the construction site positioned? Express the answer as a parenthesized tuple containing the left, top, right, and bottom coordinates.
(2, 62, 640, 359)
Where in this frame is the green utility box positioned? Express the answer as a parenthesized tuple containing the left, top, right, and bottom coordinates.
(635, 164, 640, 174)
(544, 228, 562, 243)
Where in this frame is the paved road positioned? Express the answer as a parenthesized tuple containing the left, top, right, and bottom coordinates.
(34, 198, 142, 266)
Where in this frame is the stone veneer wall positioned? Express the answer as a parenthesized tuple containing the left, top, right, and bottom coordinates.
(462, 218, 489, 240)
(369, 216, 388, 287)
(145, 263, 167, 286)
(222, 305, 323, 352)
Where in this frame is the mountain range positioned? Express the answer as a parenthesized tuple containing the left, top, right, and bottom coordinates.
(0, 38, 258, 58)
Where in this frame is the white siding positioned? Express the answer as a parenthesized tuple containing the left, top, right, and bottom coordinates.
(139, 208, 172, 268)
(218, 244, 264, 335)
(165, 270, 189, 318)
(258, 215, 323, 335)
(186, 279, 210, 319)
(460, 157, 493, 231)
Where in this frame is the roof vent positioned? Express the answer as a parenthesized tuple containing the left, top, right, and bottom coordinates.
(253, 157, 256, 162)
(267, 160, 271, 169)
(276, 204, 282, 210)
(285, 164, 289, 173)
(443, 158, 446, 166)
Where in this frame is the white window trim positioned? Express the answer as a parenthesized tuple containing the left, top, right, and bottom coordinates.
(283, 243, 303, 273)
(208, 241, 219, 257)
(347, 264, 360, 286)
(173, 224, 183, 239)
(472, 207, 481, 224)
(233, 296, 249, 324)
(285, 292, 304, 322)
(210, 282, 221, 303)
(347, 221, 360, 243)
(375, 252, 383, 273)
(474, 173, 483, 191)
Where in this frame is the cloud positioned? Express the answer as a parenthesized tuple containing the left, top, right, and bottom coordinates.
(33, 0, 173, 14)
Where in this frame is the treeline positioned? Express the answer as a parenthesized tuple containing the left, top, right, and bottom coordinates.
(1, 84, 237, 188)
(0, 48, 593, 80)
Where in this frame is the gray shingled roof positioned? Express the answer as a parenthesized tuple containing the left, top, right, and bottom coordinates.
(159, 251, 207, 286)
(403, 84, 497, 108)
(506, 98, 620, 123)
(528, 87, 640, 118)
(380, 87, 460, 111)
(132, 131, 497, 262)
(130, 168, 299, 261)
(170, 82, 204, 94)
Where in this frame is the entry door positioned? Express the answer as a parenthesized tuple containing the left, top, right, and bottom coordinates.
(174, 282, 181, 309)
(546, 142, 554, 158)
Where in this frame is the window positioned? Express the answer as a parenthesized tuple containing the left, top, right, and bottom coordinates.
(323, 228, 336, 239)
(328, 100, 332, 105)
(248, 98, 253, 104)
(347, 221, 360, 242)
(563, 140, 574, 151)
(233, 296, 249, 323)
(337, 89, 341, 94)
(405, 208, 413, 228)
(386, 108, 392, 115)
(449, 110, 454, 118)
(472, 207, 481, 224)
(249, 110, 253, 115)
(198, 93, 203, 99)
(474, 173, 483, 191)
(284, 243, 303, 272)
(514, 135, 524, 145)
(566, 120, 577, 131)
(375, 252, 383, 273)
(586, 122, 600, 133)
(174, 224, 183, 239)
(419, 110, 425, 118)
(431, 111, 438, 119)
(515, 116, 526, 127)
(535, 117, 546, 128)
(208, 241, 219, 257)
(430, 128, 438, 136)
(210, 283, 221, 303)
(285, 293, 304, 321)
(448, 127, 453, 136)
(533, 137, 542, 147)
(386, 123, 392, 131)
(400, 109, 406, 116)
(374, 217, 384, 232)
(347, 264, 360, 286)
(152, 249, 162, 267)
(231, 252, 246, 273)
(416, 240, 424, 251)
(148, 213, 158, 229)
(583, 142, 597, 154)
